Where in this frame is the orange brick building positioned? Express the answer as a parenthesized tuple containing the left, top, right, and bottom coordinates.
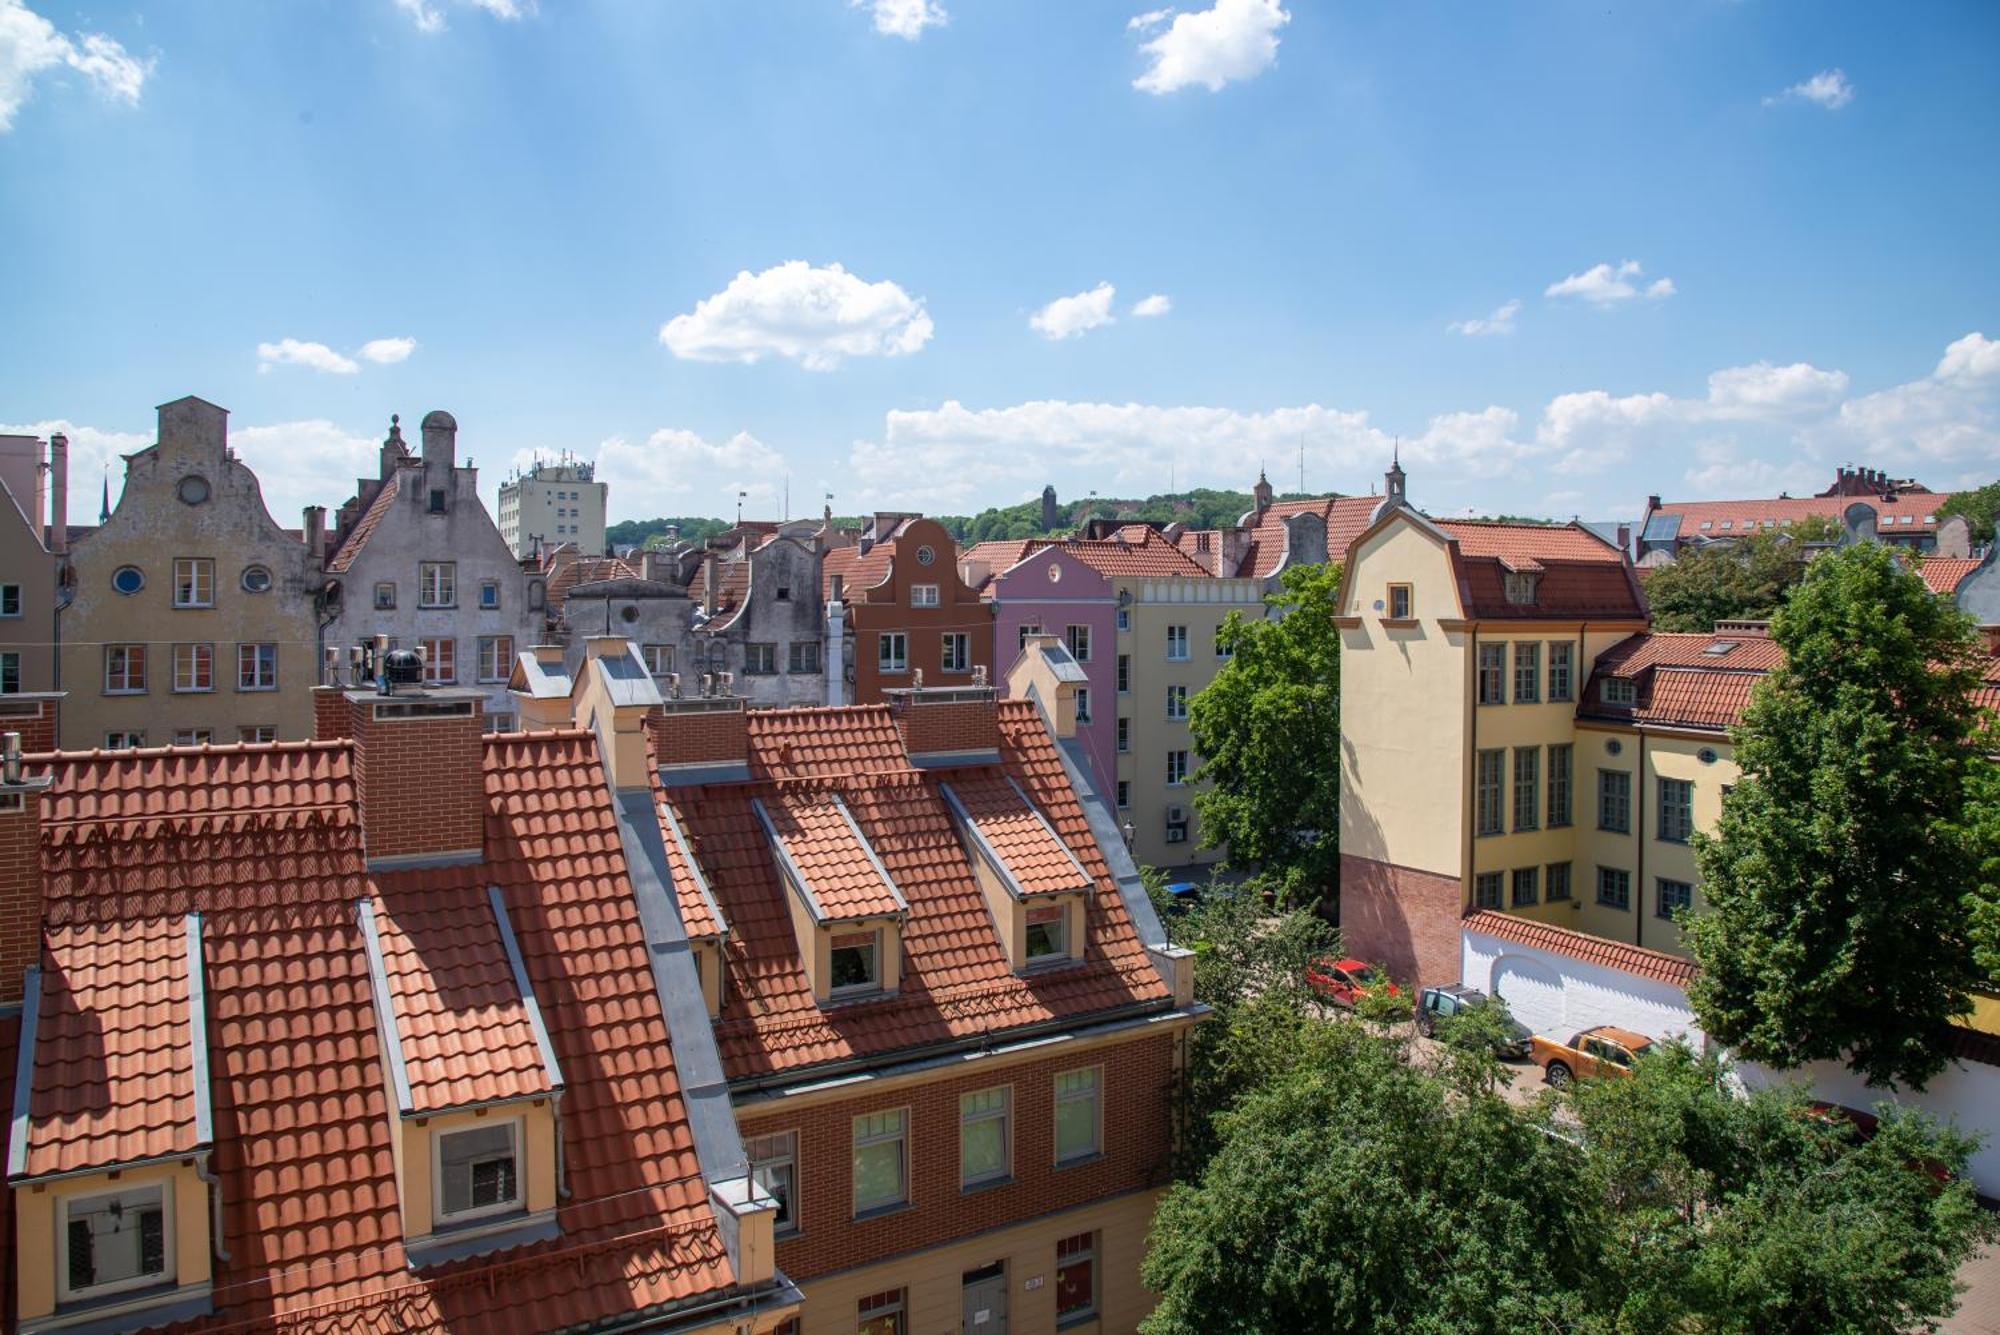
(824, 516, 996, 706)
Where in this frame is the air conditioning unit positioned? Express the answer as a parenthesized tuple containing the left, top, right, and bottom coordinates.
(1166, 805, 1188, 824)
(1165, 826, 1188, 844)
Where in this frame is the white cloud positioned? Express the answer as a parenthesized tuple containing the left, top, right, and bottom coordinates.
(392, 0, 532, 33)
(1704, 361, 1849, 415)
(1031, 283, 1118, 340)
(659, 261, 934, 371)
(1132, 0, 1289, 95)
(1127, 8, 1175, 31)
(574, 429, 790, 521)
(1935, 331, 2000, 383)
(1544, 259, 1676, 307)
(1131, 293, 1173, 318)
(1448, 298, 1521, 337)
(0, 0, 150, 132)
(854, 0, 946, 40)
(256, 339, 361, 375)
(359, 336, 418, 365)
(1765, 68, 1854, 110)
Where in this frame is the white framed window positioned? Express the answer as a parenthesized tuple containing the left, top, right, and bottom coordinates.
(172, 642, 213, 693)
(746, 1130, 798, 1235)
(420, 637, 456, 684)
(940, 632, 969, 673)
(960, 1087, 1012, 1188)
(1165, 684, 1188, 720)
(104, 644, 147, 694)
(374, 581, 396, 610)
(644, 644, 675, 676)
(172, 728, 213, 746)
(878, 633, 908, 674)
(910, 583, 941, 608)
(852, 1109, 908, 1214)
(104, 731, 145, 750)
(172, 557, 214, 608)
(477, 636, 513, 683)
(0, 583, 20, 617)
(1166, 625, 1189, 660)
(238, 642, 278, 691)
(1025, 902, 1068, 962)
(420, 561, 456, 608)
(484, 712, 516, 734)
(239, 725, 277, 744)
(1065, 625, 1091, 662)
(434, 1118, 523, 1223)
(1054, 1066, 1102, 1164)
(830, 928, 880, 995)
(1166, 750, 1188, 785)
(1214, 627, 1234, 660)
(58, 1181, 173, 1301)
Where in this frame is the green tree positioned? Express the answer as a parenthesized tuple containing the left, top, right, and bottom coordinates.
(1966, 756, 2000, 984)
(1937, 479, 2000, 544)
(1684, 543, 1989, 1088)
(1187, 562, 1342, 908)
(1639, 520, 1836, 632)
(604, 516, 729, 550)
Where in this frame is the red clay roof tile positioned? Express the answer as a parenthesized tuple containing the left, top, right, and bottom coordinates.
(1653, 491, 1962, 542)
(1240, 495, 1383, 575)
(757, 789, 905, 921)
(942, 774, 1090, 896)
(326, 475, 402, 574)
(1463, 910, 1697, 987)
(1919, 555, 1982, 595)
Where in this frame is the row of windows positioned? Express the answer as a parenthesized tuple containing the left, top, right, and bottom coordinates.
(371, 564, 501, 611)
(103, 643, 278, 695)
(837, 1229, 1098, 1335)
(1474, 863, 1691, 920)
(100, 725, 278, 749)
(644, 642, 822, 677)
(1474, 751, 1695, 845)
(1596, 771, 1695, 842)
(1591, 868, 1694, 919)
(877, 632, 972, 674)
(102, 558, 274, 604)
(1475, 640, 1576, 706)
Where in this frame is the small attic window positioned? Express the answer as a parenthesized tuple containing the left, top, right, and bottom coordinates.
(1025, 903, 1068, 962)
(429, 488, 447, 514)
(1698, 520, 1712, 530)
(1720, 520, 1734, 530)
(436, 1119, 524, 1224)
(59, 1182, 172, 1302)
(830, 930, 880, 994)
(1602, 677, 1636, 706)
(1504, 571, 1538, 605)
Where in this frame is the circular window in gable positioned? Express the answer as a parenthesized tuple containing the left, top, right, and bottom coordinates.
(1606, 738, 1624, 756)
(915, 544, 936, 566)
(111, 565, 145, 595)
(241, 565, 272, 594)
(1698, 747, 1719, 765)
(1046, 562, 1063, 583)
(177, 475, 211, 506)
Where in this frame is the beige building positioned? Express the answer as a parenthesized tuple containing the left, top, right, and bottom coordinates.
(497, 456, 606, 558)
(57, 396, 321, 748)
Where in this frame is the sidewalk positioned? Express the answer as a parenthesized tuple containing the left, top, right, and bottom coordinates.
(1948, 1240, 2000, 1333)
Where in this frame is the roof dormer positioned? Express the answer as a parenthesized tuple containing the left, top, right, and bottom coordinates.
(940, 775, 1091, 973)
(753, 791, 907, 1005)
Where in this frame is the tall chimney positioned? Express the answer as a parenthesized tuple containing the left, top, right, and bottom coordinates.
(304, 505, 327, 570)
(48, 433, 67, 555)
(346, 688, 487, 867)
(0, 732, 53, 1006)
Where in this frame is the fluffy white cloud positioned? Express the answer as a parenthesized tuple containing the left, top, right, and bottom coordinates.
(1705, 361, 1849, 415)
(577, 429, 791, 521)
(1131, 293, 1173, 318)
(659, 261, 934, 371)
(854, 0, 946, 40)
(392, 0, 531, 34)
(1030, 283, 1118, 340)
(1448, 298, 1521, 337)
(359, 336, 418, 365)
(1132, 0, 1289, 95)
(1935, 331, 2000, 383)
(1766, 68, 1853, 110)
(1127, 8, 1175, 31)
(257, 339, 361, 375)
(0, 0, 150, 131)
(1544, 260, 1676, 307)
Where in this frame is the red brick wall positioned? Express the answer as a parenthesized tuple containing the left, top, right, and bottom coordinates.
(890, 696, 998, 756)
(351, 698, 485, 861)
(648, 706, 749, 768)
(1339, 854, 1464, 991)
(313, 687, 348, 741)
(0, 792, 42, 1004)
(0, 700, 59, 755)
(739, 1032, 1174, 1283)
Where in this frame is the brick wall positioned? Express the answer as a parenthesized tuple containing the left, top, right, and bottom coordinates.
(350, 697, 485, 861)
(0, 700, 59, 755)
(1339, 854, 1463, 990)
(0, 791, 42, 1004)
(313, 686, 348, 741)
(888, 696, 998, 758)
(739, 1031, 1174, 1283)
(648, 705, 749, 768)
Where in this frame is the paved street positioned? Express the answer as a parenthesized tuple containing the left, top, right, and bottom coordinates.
(1949, 1238, 2000, 1334)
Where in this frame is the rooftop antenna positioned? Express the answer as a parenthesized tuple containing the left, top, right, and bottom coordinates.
(1299, 436, 1306, 496)
(736, 490, 747, 525)
(784, 474, 790, 522)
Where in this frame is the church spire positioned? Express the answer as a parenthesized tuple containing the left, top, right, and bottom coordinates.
(99, 470, 111, 523)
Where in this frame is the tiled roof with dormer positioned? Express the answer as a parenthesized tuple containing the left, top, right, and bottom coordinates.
(1649, 491, 1964, 544)
(942, 774, 1090, 897)
(1240, 495, 1384, 576)
(757, 790, 906, 921)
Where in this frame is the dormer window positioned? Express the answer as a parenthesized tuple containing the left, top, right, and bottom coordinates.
(831, 929, 880, 994)
(436, 1119, 523, 1223)
(1025, 903, 1068, 961)
(940, 776, 1091, 974)
(754, 793, 908, 1006)
(1504, 571, 1538, 605)
(60, 1183, 172, 1302)
(1601, 677, 1636, 707)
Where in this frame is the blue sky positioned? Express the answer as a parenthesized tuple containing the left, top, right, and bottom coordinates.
(3, 0, 1996, 529)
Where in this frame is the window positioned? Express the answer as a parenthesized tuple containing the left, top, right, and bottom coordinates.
(1546, 861, 1572, 903)
(1054, 1067, 1101, 1163)
(940, 632, 970, 673)
(59, 1183, 170, 1301)
(1511, 866, 1540, 908)
(1066, 624, 1091, 661)
(0, 651, 17, 695)
(960, 1087, 1011, 1187)
(1601, 677, 1636, 707)
(645, 644, 675, 676)
(1387, 583, 1412, 619)
(1166, 625, 1189, 660)
(857, 1289, 906, 1335)
(484, 713, 516, 734)
(435, 1120, 522, 1223)
(1115, 781, 1130, 809)
(1117, 718, 1129, 753)
(1057, 1231, 1098, 1323)
(744, 643, 777, 675)
(911, 583, 941, 608)
(1512, 746, 1539, 831)
(240, 565, 272, 594)
(1658, 778, 1694, 843)
(420, 561, 456, 608)
(428, 488, 447, 514)
(172, 642, 213, 693)
(172, 557, 214, 608)
(104, 731, 145, 749)
(746, 1131, 797, 1234)
(1025, 903, 1068, 962)
(1116, 654, 1130, 693)
(239, 725, 277, 744)
(1475, 749, 1504, 836)
(1513, 642, 1540, 703)
(830, 929, 879, 995)
(172, 728, 213, 746)
(477, 636, 514, 683)
(1547, 744, 1573, 827)
(0, 583, 19, 616)
(1473, 870, 1503, 909)
(412, 637, 452, 685)
(239, 642, 279, 691)
(104, 644, 147, 693)
(480, 580, 500, 610)
(1018, 622, 1044, 651)
(1074, 687, 1091, 723)
(852, 1110, 908, 1213)
(1116, 608, 1129, 632)
(1504, 571, 1538, 605)
(1656, 877, 1695, 921)
(1166, 750, 1188, 785)
(1597, 866, 1632, 910)
(374, 581, 396, 610)
(1477, 643, 1505, 705)
(1214, 627, 1233, 659)
(1548, 641, 1575, 702)
(1165, 684, 1188, 720)
(877, 632, 908, 674)
(1598, 769, 1631, 833)
(111, 565, 145, 595)
(775, 585, 792, 602)
(788, 640, 820, 674)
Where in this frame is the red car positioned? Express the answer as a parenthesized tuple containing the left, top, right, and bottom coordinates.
(1306, 956, 1396, 1007)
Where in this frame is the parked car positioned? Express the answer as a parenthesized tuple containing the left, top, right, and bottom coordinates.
(1531, 1025, 1655, 1087)
(1416, 984, 1531, 1060)
(1306, 956, 1396, 1008)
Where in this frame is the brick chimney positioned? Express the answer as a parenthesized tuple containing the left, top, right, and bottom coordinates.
(47, 432, 67, 556)
(346, 687, 487, 867)
(314, 685, 349, 740)
(885, 685, 1000, 762)
(0, 732, 53, 1006)
(648, 697, 750, 783)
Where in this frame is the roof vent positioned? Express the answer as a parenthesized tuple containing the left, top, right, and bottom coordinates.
(380, 648, 426, 694)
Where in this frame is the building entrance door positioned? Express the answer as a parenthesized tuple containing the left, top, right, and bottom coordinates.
(962, 1261, 1008, 1333)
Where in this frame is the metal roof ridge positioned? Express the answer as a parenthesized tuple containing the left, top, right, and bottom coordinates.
(487, 886, 565, 1093)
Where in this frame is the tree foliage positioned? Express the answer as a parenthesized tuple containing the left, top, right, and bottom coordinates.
(1187, 563, 1342, 908)
(1936, 479, 2000, 544)
(1967, 756, 2000, 984)
(1639, 519, 1836, 632)
(1684, 543, 1990, 1088)
(603, 516, 730, 550)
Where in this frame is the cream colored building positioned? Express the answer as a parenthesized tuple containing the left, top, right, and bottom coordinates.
(57, 396, 320, 748)
(497, 456, 606, 558)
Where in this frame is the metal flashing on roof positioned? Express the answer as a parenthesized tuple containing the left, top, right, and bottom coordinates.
(6, 964, 41, 1180)
(660, 801, 729, 940)
(750, 796, 824, 921)
(355, 898, 416, 1118)
(593, 643, 666, 711)
(365, 846, 484, 873)
(186, 913, 213, 1148)
(906, 747, 1003, 770)
(938, 779, 1090, 902)
(509, 649, 575, 701)
(659, 760, 753, 788)
(487, 886, 566, 1093)
(405, 1209, 560, 1272)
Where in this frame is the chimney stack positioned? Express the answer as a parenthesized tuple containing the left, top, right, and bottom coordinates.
(420, 409, 457, 471)
(648, 696, 750, 783)
(304, 504, 327, 569)
(346, 686, 487, 868)
(0, 731, 53, 1006)
(885, 685, 999, 762)
(47, 433, 67, 556)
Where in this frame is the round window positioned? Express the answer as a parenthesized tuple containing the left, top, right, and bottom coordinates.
(915, 545, 936, 566)
(1698, 747, 1719, 765)
(111, 565, 145, 595)
(1046, 562, 1063, 583)
(1606, 738, 1624, 756)
(241, 565, 273, 594)
(620, 605, 640, 624)
(177, 475, 211, 506)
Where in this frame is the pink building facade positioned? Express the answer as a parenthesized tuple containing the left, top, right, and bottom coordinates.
(983, 546, 1119, 796)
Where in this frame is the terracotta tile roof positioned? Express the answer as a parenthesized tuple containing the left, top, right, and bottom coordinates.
(1976, 659, 2000, 715)
(657, 797, 725, 939)
(326, 475, 401, 574)
(1044, 532, 1209, 579)
(745, 704, 911, 779)
(665, 700, 1169, 1080)
(18, 916, 198, 1179)
(1462, 910, 1697, 987)
(1241, 496, 1383, 576)
(942, 773, 1090, 896)
(1438, 519, 1626, 564)
(1630, 668, 1762, 731)
(1650, 491, 1962, 543)
(1594, 630, 1786, 675)
(823, 541, 894, 600)
(1919, 556, 1983, 595)
(547, 554, 639, 608)
(757, 790, 906, 921)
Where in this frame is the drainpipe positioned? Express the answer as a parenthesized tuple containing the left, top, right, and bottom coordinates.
(552, 1088, 570, 1200)
(1634, 731, 1647, 950)
(196, 1150, 231, 1263)
(1466, 624, 1478, 914)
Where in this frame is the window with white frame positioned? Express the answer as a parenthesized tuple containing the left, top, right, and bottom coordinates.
(1165, 684, 1188, 720)
(419, 561, 456, 608)
(477, 636, 514, 683)
(104, 644, 147, 694)
(239, 725, 277, 744)
(746, 1131, 798, 1234)
(172, 728, 213, 746)
(1513, 642, 1540, 703)
(878, 632, 908, 674)
(830, 928, 880, 994)
(645, 644, 675, 676)
(374, 581, 396, 610)
(1166, 750, 1188, 785)
(1054, 1067, 1101, 1163)
(238, 643, 278, 691)
(172, 642, 213, 693)
(1025, 902, 1068, 962)
(959, 1087, 1011, 1187)
(1165, 625, 1189, 660)
(104, 731, 145, 749)
(420, 637, 455, 684)
(1065, 624, 1091, 661)
(59, 1181, 172, 1301)
(1214, 626, 1234, 659)
(910, 583, 940, 608)
(1548, 641, 1575, 702)
(435, 1119, 523, 1223)
(172, 557, 214, 608)
(852, 1109, 908, 1213)
(940, 632, 970, 673)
